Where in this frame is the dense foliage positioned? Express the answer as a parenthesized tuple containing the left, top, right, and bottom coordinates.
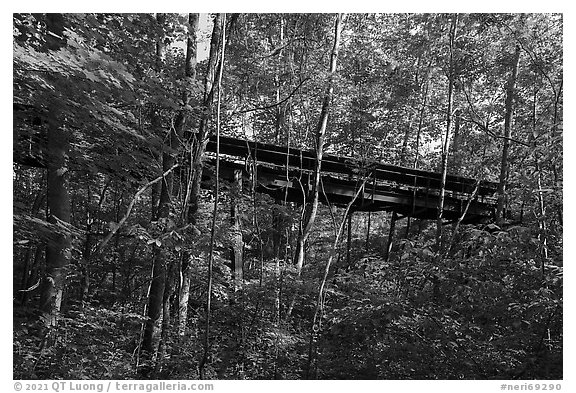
(13, 13, 562, 380)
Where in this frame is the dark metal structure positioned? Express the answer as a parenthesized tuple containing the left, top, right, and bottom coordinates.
(206, 135, 498, 223)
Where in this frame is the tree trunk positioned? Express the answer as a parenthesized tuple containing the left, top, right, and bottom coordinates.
(406, 60, 432, 237)
(450, 109, 462, 174)
(142, 248, 167, 357)
(151, 177, 160, 220)
(384, 212, 397, 262)
(230, 169, 244, 291)
(142, 13, 169, 360)
(176, 13, 199, 337)
(185, 13, 199, 82)
(40, 102, 71, 336)
(346, 212, 353, 266)
(81, 182, 92, 309)
(178, 254, 193, 336)
(495, 44, 521, 225)
(199, 13, 227, 379)
(274, 16, 286, 145)
(156, 259, 177, 375)
(530, 73, 550, 278)
(435, 14, 458, 250)
(399, 109, 416, 165)
(145, 12, 202, 351)
(187, 13, 225, 225)
(294, 13, 345, 273)
(535, 162, 549, 276)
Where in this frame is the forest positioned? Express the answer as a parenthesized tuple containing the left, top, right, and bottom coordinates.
(13, 13, 562, 380)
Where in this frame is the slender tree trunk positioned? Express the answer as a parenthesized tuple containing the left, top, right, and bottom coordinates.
(142, 247, 167, 358)
(414, 65, 431, 172)
(398, 110, 414, 241)
(81, 181, 92, 309)
(178, 254, 193, 336)
(535, 163, 549, 275)
(450, 109, 462, 174)
(142, 13, 169, 361)
(40, 102, 71, 338)
(177, 13, 199, 337)
(294, 13, 345, 273)
(199, 14, 227, 379)
(151, 179, 160, 220)
(406, 60, 432, 237)
(230, 169, 244, 292)
(399, 109, 416, 165)
(274, 16, 286, 145)
(365, 211, 371, 253)
(156, 259, 177, 375)
(272, 18, 288, 363)
(496, 44, 521, 226)
(185, 14, 199, 82)
(530, 73, 549, 278)
(346, 212, 353, 266)
(187, 14, 225, 225)
(384, 212, 397, 262)
(435, 14, 458, 250)
(150, 13, 170, 222)
(551, 78, 562, 229)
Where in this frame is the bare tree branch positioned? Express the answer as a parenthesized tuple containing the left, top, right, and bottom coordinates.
(460, 79, 531, 147)
(94, 164, 179, 256)
(235, 77, 310, 114)
(462, 116, 531, 147)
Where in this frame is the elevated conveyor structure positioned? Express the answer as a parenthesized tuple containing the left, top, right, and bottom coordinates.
(205, 135, 498, 223)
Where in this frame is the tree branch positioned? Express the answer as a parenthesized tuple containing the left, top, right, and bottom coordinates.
(235, 77, 310, 114)
(94, 164, 179, 256)
(462, 116, 531, 147)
